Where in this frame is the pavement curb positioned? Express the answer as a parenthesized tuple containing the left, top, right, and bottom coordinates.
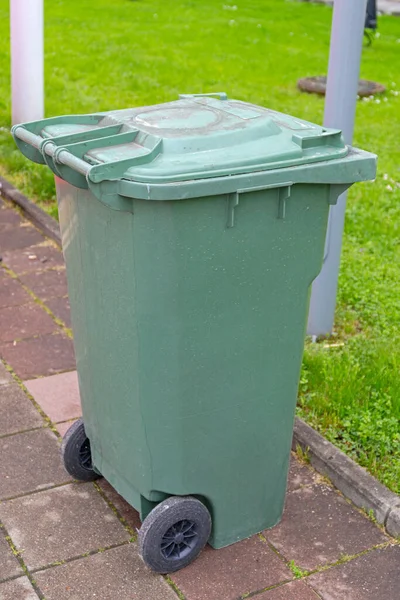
(2, 175, 399, 539)
(0, 176, 61, 246)
(293, 417, 400, 537)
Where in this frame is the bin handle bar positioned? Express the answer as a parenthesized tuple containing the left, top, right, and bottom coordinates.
(54, 148, 91, 177)
(13, 126, 91, 177)
(13, 125, 43, 150)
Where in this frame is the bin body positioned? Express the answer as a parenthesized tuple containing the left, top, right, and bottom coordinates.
(13, 96, 376, 548)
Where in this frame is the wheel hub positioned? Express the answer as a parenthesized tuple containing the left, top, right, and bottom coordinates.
(161, 519, 198, 560)
(79, 438, 93, 470)
(174, 532, 184, 544)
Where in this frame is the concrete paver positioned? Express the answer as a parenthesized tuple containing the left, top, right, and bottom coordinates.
(0, 333, 75, 379)
(308, 544, 400, 600)
(265, 484, 388, 571)
(19, 269, 68, 301)
(34, 544, 178, 600)
(0, 384, 44, 436)
(97, 479, 142, 533)
(25, 371, 81, 423)
(171, 537, 292, 600)
(0, 576, 38, 600)
(0, 272, 31, 309)
(0, 361, 13, 386)
(56, 419, 78, 437)
(0, 428, 71, 499)
(0, 483, 131, 570)
(0, 303, 56, 343)
(46, 296, 71, 328)
(0, 206, 22, 228)
(0, 224, 44, 252)
(256, 580, 321, 599)
(1, 243, 64, 275)
(0, 532, 23, 581)
(287, 457, 317, 492)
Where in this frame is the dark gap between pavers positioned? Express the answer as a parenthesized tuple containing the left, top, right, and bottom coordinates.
(1, 262, 71, 335)
(55, 419, 78, 437)
(96, 479, 142, 534)
(0, 303, 57, 343)
(0, 516, 44, 598)
(0, 576, 38, 600)
(45, 297, 71, 328)
(0, 482, 131, 571)
(0, 360, 14, 385)
(0, 333, 76, 380)
(33, 544, 181, 600)
(253, 579, 322, 599)
(0, 358, 61, 431)
(1, 242, 65, 275)
(24, 371, 81, 424)
(0, 428, 72, 499)
(0, 383, 45, 436)
(0, 271, 32, 309)
(265, 483, 388, 572)
(307, 544, 400, 600)
(0, 529, 24, 581)
(27, 540, 134, 574)
(3, 481, 82, 503)
(19, 269, 68, 302)
(171, 536, 292, 600)
(0, 224, 45, 252)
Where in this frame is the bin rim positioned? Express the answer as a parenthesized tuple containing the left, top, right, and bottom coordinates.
(12, 96, 376, 209)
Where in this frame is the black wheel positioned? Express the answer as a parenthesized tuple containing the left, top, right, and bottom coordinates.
(138, 496, 211, 573)
(61, 418, 100, 482)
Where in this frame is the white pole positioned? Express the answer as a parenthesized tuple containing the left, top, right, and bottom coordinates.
(307, 0, 368, 337)
(10, 0, 44, 125)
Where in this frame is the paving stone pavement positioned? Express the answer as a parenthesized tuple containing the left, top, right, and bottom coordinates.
(0, 197, 399, 599)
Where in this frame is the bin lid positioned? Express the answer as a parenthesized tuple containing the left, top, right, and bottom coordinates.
(13, 94, 348, 185)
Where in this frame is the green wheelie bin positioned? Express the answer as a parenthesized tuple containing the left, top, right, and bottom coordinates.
(12, 94, 376, 573)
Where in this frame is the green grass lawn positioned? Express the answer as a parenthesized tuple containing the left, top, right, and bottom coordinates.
(0, 0, 400, 492)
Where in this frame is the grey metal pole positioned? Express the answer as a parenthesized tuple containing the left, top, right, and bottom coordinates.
(307, 0, 368, 337)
